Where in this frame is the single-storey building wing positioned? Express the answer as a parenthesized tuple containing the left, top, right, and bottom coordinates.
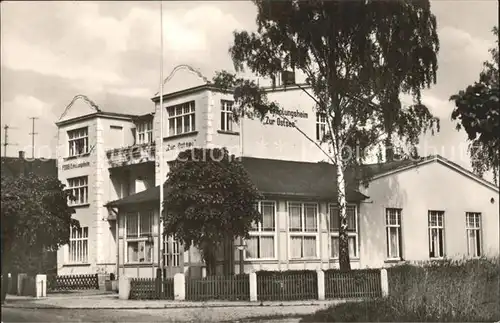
(106, 155, 499, 279)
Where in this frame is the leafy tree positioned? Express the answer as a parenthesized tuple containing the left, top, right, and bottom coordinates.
(212, 0, 439, 271)
(450, 26, 499, 185)
(163, 148, 262, 275)
(1, 174, 77, 303)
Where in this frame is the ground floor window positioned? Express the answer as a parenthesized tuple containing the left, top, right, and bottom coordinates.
(165, 237, 180, 267)
(246, 201, 277, 259)
(69, 227, 88, 263)
(288, 202, 319, 259)
(329, 204, 358, 259)
(386, 208, 403, 259)
(428, 210, 445, 258)
(466, 212, 481, 257)
(125, 210, 154, 263)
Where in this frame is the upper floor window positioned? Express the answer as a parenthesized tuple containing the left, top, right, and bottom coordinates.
(316, 113, 327, 141)
(167, 101, 195, 137)
(221, 100, 235, 132)
(246, 201, 276, 260)
(289, 202, 319, 259)
(68, 127, 88, 157)
(136, 121, 153, 144)
(428, 210, 445, 258)
(330, 204, 358, 259)
(466, 212, 481, 257)
(67, 176, 88, 206)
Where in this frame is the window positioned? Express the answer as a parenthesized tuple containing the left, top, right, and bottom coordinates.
(386, 208, 403, 259)
(428, 210, 445, 258)
(316, 113, 327, 141)
(289, 202, 319, 259)
(136, 121, 153, 144)
(68, 127, 89, 157)
(246, 201, 276, 259)
(165, 238, 181, 267)
(167, 101, 195, 136)
(69, 227, 88, 263)
(330, 205, 358, 258)
(125, 211, 154, 263)
(221, 100, 235, 132)
(67, 176, 88, 206)
(466, 212, 481, 257)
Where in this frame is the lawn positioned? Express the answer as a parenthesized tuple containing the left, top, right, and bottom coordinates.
(300, 257, 500, 322)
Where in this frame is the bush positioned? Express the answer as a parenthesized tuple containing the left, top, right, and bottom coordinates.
(302, 257, 500, 322)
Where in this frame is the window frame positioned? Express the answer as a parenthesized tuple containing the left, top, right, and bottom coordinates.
(220, 100, 235, 132)
(67, 127, 89, 157)
(67, 176, 89, 206)
(245, 200, 278, 261)
(287, 202, 320, 260)
(428, 210, 445, 259)
(68, 226, 89, 264)
(124, 210, 155, 264)
(136, 120, 153, 144)
(316, 112, 327, 141)
(385, 208, 403, 260)
(328, 204, 359, 260)
(167, 101, 196, 137)
(465, 212, 482, 258)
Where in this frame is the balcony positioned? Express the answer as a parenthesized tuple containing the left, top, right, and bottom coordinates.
(106, 142, 155, 168)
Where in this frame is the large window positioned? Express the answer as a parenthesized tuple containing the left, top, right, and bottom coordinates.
(68, 127, 89, 157)
(69, 227, 88, 263)
(428, 210, 445, 258)
(386, 208, 403, 259)
(466, 212, 482, 257)
(246, 201, 276, 260)
(165, 238, 181, 267)
(67, 176, 88, 206)
(289, 202, 319, 259)
(136, 120, 153, 144)
(329, 205, 358, 259)
(220, 100, 235, 132)
(125, 211, 154, 263)
(316, 113, 327, 141)
(167, 101, 195, 136)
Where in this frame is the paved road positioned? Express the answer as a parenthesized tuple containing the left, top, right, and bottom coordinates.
(2, 307, 306, 322)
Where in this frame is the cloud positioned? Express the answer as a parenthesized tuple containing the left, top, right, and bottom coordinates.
(438, 26, 491, 63)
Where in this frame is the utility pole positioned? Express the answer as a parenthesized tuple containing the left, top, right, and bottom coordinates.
(3, 124, 18, 157)
(29, 117, 39, 158)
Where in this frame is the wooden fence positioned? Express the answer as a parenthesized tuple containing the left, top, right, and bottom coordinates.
(186, 274, 249, 301)
(324, 268, 382, 299)
(129, 278, 174, 300)
(47, 274, 99, 292)
(257, 271, 318, 301)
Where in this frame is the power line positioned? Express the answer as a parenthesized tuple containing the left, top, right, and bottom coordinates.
(3, 124, 19, 157)
(29, 117, 39, 158)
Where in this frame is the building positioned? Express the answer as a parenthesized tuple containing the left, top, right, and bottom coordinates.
(55, 70, 499, 280)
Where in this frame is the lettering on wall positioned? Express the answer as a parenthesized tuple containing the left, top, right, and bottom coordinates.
(263, 109, 309, 128)
(166, 141, 195, 152)
(62, 161, 90, 170)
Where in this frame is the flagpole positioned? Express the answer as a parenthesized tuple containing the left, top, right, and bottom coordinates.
(158, 0, 164, 278)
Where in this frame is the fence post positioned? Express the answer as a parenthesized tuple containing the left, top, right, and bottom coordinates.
(317, 270, 325, 301)
(380, 268, 389, 297)
(17, 273, 27, 296)
(118, 276, 130, 300)
(249, 272, 257, 302)
(173, 273, 185, 301)
(35, 274, 47, 298)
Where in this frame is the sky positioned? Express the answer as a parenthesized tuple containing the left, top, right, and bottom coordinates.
(0, 1, 498, 174)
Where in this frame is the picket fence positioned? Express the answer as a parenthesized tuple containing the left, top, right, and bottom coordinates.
(47, 273, 99, 292)
(128, 268, 385, 301)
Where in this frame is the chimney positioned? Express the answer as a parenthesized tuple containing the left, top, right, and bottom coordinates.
(19, 151, 25, 159)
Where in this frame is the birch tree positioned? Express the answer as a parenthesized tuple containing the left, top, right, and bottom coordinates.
(212, 0, 440, 271)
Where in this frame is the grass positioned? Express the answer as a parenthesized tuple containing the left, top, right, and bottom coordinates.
(301, 257, 500, 322)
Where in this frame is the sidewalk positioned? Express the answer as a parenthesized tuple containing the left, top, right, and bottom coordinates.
(2, 293, 344, 310)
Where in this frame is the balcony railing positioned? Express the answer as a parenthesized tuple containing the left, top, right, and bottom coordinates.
(106, 142, 155, 168)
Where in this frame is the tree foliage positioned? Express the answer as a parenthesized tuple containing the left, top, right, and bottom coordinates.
(1, 174, 77, 302)
(212, 0, 439, 270)
(450, 26, 499, 184)
(163, 148, 263, 274)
